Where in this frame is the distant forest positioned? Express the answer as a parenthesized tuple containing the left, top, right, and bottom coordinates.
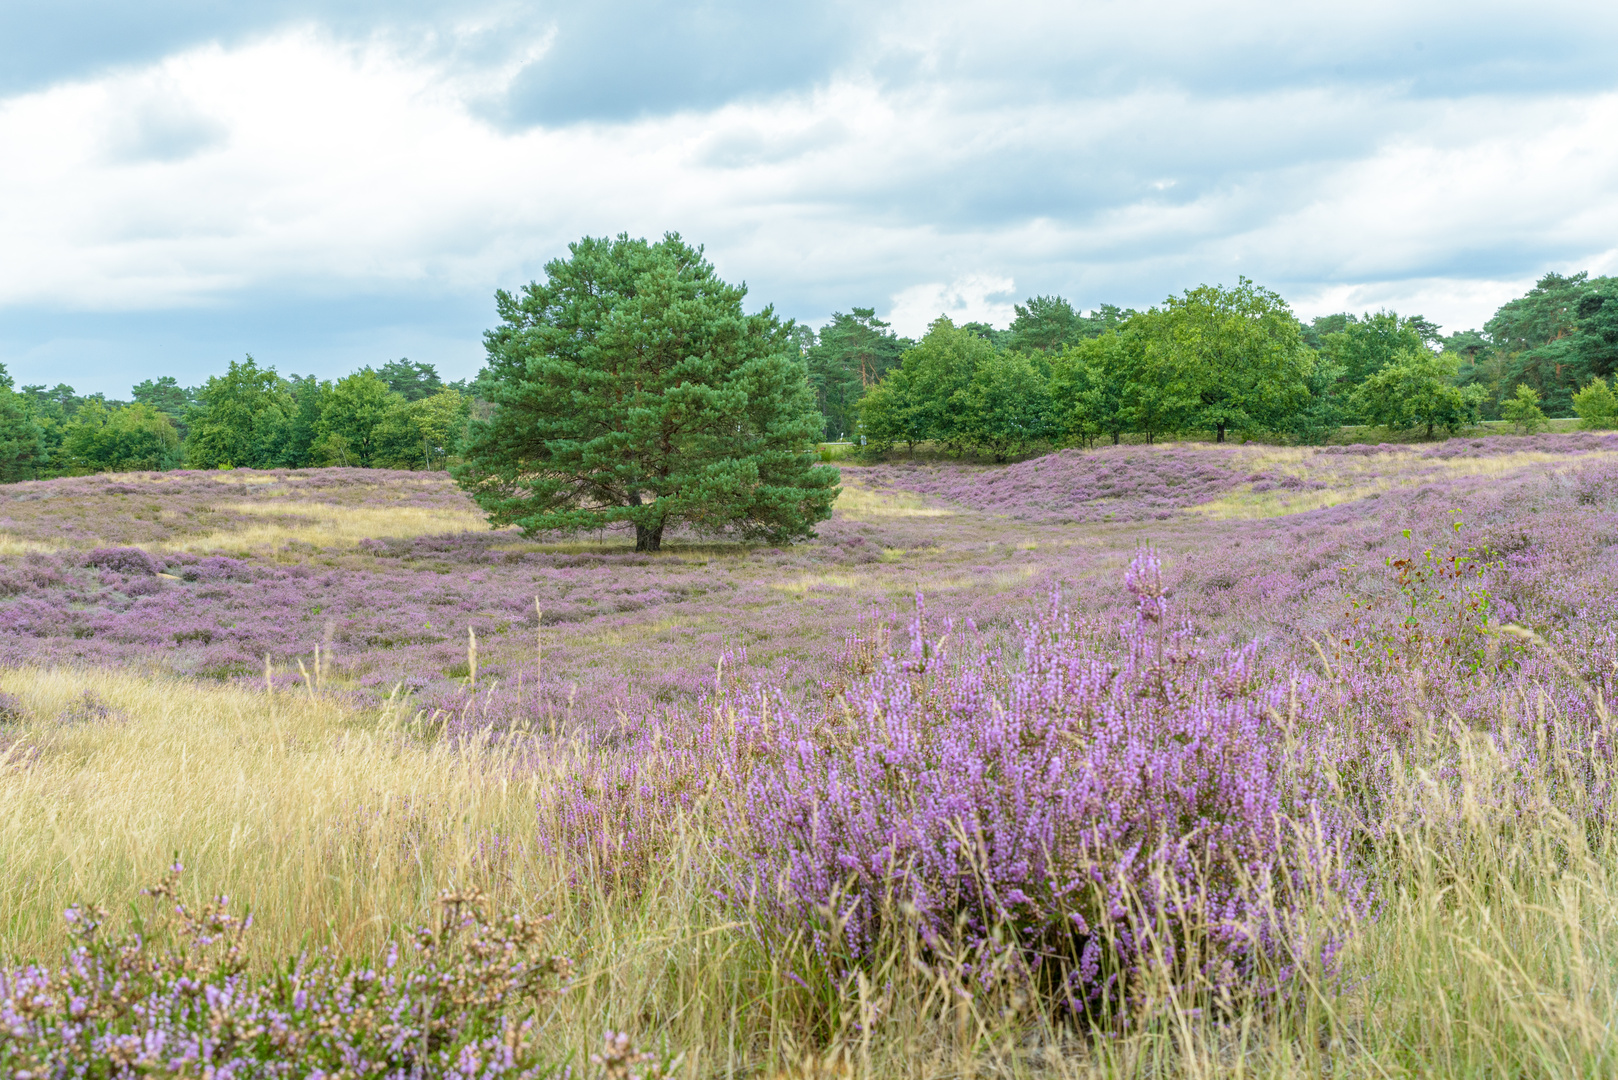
(810, 271, 1618, 454)
(0, 270, 1612, 479)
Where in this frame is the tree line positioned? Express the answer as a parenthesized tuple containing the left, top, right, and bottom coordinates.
(2, 261, 1616, 485)
(0, 358, 473, 481)
(799, 270, 1618, 458)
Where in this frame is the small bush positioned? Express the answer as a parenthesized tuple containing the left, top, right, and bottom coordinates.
(730, 553, 1362, 1011)
(0, 865, 574, 1078)
(84, 547, 162, 577)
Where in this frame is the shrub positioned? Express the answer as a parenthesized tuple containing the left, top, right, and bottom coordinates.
(729, 552, 1361, 1010)
(84, 547, 162, 577)
(0, 865, 573, 1078)
(1573, 377, 1618, 430)
(1500, 384, 1548, 435)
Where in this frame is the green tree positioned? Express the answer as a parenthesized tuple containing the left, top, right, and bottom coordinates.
(1133, 278, 1311, 442)
(1287, 353, 1346, 445)
(1049, 333, 1128, 447)
(1301, 312, 1357, 351)
(1322, 311, 1432, 395)
(1351, 348, 1483, 439)
(376, 359, 444, 402)
(1499, 383, 1547, 434)
(131, 377, 196, 438)
(1572, 377, 1618, 429)
(805, 307, 909, 441)
(374, 387, 468, 469)
(456, 233, 837, 551)
(314, 370, 400, 467)
(1481, 271, 1618, 415)
(18, 383, 89, 469)
(853, 370, 919, 453)
(1008, 297, 1134, 353)
(0, 365, 46, 481)
(59, 402, 181, 472)
(185, 357, 294, 469)
(857, 318, 996, 454)
(958, 321, 1011, 349)
(958, 351, 1051, 460)
(274, 374, 329, 468)
(1574, 293, 1618, 385)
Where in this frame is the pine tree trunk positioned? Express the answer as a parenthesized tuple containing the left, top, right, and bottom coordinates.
(635, 522, 663, 552)
(1216, 423, 1226, 443)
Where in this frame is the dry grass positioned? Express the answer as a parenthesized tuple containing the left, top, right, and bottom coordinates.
(163, 500, 498, 552)
(0, 534, 57, 556)
(834, 483, 955, 520)
(0, 668, 541, 961)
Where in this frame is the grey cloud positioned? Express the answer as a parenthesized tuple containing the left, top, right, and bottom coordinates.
(1, 0, 859, 125)
(482, 1, 856, 127)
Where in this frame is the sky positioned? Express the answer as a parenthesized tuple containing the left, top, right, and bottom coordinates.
(2, 1, 1617, 396)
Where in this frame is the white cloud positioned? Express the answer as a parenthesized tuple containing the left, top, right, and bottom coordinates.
(885, 274, 1018, 337)
(1, 5, 1618, 393)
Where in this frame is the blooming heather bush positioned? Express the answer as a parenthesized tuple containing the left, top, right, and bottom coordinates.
(83, 547, 163, 577)
(857, 445, 1257, 521)
(0, 866, 573, 1079)
(729, 552, 1359, 1007)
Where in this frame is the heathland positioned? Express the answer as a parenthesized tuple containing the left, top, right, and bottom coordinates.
(5, 432, 1618, 1075)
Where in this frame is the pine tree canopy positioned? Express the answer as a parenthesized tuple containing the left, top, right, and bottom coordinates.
(454, 233, 839, 552)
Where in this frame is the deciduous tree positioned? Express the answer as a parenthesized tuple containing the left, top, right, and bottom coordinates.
(1352, 348, 1483, 439)
(1573, 377, 1618, 429)
(1500, 383, 1547, 434)
(1138, 279, 1313, 442)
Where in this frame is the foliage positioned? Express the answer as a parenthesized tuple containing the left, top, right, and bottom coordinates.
(0, 866, 572, 1078)
(184, 357, 296, 470)
(1351, 347, 1483, 438)
(378, 357, 446, 401)
(1319, 311, 1433, 414)
(1575, 292, 1618, 383)
(1572, 377, 1618, 430)
(313, 369, 398, 468)
(1006, 296, 1133, 353)
(1499, 383, 1547, 435)
(1136, 278, 1314, 442)
(1049, 333, 1129, 447)
(59, 401, 182, 472)
(0, 367, 46, 482)
(131, 376, 197, 439)
(1476, 271, 1618, 415)
(856, 317, 999, 454)
(956, 349, 1051, 460)
(457, 233, 837, 551)
(375, 387, 469, 470)
(804, 308, 909, 442)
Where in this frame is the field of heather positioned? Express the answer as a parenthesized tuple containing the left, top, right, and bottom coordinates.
(6, 434, 1618, 1076)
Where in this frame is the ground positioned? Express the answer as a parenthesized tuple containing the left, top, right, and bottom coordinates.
(4, 434, 1618, 1076)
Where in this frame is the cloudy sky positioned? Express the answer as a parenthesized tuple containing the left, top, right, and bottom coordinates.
(2, 0, 1616, 396)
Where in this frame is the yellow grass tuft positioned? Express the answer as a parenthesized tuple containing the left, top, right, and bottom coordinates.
(0, 668, 546, 961)
(0, 534, 56, 556)
(834, 484, 954, 520)
(164, 501, 498, 552)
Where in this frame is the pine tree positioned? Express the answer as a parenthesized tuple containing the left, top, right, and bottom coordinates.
(456, 234, 838, 551)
